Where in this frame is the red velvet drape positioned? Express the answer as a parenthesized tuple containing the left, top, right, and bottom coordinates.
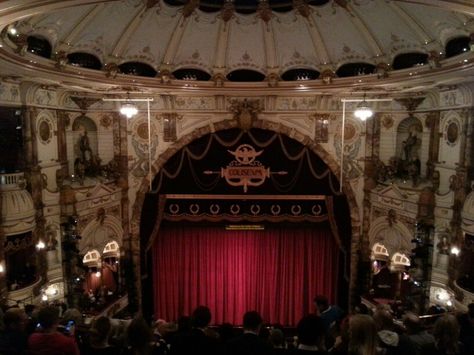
(153, 225, 339, 326)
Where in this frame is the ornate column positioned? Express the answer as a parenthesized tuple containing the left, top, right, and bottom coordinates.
(357, 113, 382, 304)
(426, 111, 441, 180)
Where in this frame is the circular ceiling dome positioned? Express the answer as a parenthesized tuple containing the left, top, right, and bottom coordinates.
(6, 0, 474, 83)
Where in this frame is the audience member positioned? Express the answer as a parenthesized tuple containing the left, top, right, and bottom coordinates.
(373, 308, 417, 355)
(123, 315, 167, 355)
(270, 328, 288, 354)
(27, 305, 79, 355)
(457, 303, 474, 353)
(402, 312, 435, 355)
(426, 314, 466, 355)
(0, 307, 28, 354)
(347, 314, 380, 355)
(226, 311, 273, 355)
(314, 295, 344, 332)
(294, 314, 327, 354)
(170, 306, 218, 355)
(81, 316, 119, 355)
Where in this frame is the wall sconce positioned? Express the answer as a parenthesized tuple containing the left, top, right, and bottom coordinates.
(0, 261, 5, 273)
(36, 240, 46, 250)
(450, 245, 460, 256)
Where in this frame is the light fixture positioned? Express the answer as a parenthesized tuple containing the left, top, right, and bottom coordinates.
(36, 240, 46, 250)
(41, 294, 48, 302)
(354, 95, 373, 121)
(95, 271, 101, 277)
(120, 101, 138, 119)
(0, 262, 4, 273)
(450, 246, 460, 256)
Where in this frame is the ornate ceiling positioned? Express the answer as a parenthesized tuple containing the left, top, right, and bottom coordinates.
(1, 0, 474, 94)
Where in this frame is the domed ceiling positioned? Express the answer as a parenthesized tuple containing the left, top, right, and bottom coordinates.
(1, 0, 474, 90)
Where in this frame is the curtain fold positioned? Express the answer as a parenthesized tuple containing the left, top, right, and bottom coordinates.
(153, 224, 339, 326)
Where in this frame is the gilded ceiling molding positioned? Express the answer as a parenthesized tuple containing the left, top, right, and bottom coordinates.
(293, 0, 311, 18)
(110, 5, 147, 58)
(55, 4, 105, 54)
(256, 0, 272, 23)
(221, 0, 235, 23)
(182, 0, 200, 18)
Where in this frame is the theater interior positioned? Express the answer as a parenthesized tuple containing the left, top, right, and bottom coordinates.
(0, 0, 474, 330)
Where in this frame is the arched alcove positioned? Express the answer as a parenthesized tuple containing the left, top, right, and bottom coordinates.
(67, 115, 99, 178)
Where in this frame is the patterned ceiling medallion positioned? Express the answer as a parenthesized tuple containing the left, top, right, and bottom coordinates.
(38, 117, 53, 145)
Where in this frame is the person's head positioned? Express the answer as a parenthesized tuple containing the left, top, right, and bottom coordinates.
(296, 314, 325, 348)
(3, 307, 27, 331)
(313, 295, 329, 314)
(243, 311, 263, 332)
(91, 316, 111, 344)
(372, 308, 394, 331)
(270, 328, 286, 348)
(192, 306, 212, 328)
(353, 303, 369, 315)
(402, 312, 422, 334)
(348, 314, 378, 355)
(127, 316, 152, 350)
(37, 305, 60, 330)
(62, 308, 82, 326)
(177, 316, 192, 332)
(433, 314, 460, 353)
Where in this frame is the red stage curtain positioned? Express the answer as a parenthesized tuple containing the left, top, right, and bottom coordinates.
(152, 225, 339, 326)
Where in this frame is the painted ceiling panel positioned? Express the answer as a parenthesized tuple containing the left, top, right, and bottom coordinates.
(227, 14, 266, 72)
(119, 4, 181, 66)
(272, 12, 319, 71)
(173, 10, 220, 72)
(311, 5, 375, 65)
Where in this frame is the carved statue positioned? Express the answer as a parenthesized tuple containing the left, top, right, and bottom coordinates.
(79, 129, 93, 162)
(437, 236, 450, 255)
(402, 132, 418, 161)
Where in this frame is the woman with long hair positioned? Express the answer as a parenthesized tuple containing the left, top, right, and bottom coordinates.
(348, 315, 380, 355)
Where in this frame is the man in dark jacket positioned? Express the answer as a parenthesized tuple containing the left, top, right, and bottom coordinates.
(227, 311, 273, 355)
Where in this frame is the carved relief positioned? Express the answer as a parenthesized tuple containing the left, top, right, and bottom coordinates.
(443, 118, 460, 147)
(37, 117, 53, 145)
(130, 118, 159, 178)
(229, 99, 262, 131)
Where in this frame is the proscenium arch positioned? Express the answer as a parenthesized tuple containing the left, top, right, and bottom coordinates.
(130, 119, 362, 306)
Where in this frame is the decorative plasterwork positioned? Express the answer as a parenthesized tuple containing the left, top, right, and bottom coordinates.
(79, 214, 123, 255)
(462, 190, 474, 234)
(368, 215, 413, 256)
(370, 184, 419, 217)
